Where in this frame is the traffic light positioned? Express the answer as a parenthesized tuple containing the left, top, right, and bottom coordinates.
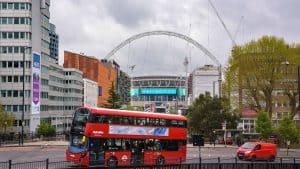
(192, 135, 204, 146)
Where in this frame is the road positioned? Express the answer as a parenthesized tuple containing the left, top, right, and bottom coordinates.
(0, 144, 299, 164)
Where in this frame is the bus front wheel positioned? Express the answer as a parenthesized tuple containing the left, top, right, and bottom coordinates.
(156, 156, 165, 165)
(107, 157, 118, 167)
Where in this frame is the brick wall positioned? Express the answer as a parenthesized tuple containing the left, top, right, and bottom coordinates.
(64, 51, 117, 107)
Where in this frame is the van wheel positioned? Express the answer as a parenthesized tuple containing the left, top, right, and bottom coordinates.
(107, 157, 118, 167)
(156, 156, 165, 165)
(269, 155, 275, 162)
(251, 155, 256, 162)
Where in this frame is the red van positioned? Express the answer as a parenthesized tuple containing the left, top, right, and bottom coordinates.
(237, 142, 277, 161)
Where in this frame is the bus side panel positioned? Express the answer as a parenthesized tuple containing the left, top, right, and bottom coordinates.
(169, 128, 187, 140)
(143, 151, 157, 165)
(104, 151, 131, 166)
(66, 149, 88, 166)
(144, 150, 186, 165)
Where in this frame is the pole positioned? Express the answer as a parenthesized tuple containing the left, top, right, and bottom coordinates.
(21, 47, 30, 146)
(298, 65, 300, 111)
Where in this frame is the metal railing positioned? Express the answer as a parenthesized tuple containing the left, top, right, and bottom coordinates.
(0, 157, 299, 169)
(0, 132, 68, 146)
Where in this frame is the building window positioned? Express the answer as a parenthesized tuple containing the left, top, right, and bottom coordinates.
(13, 76, 18, 82)
(7, 90, 12, 97)
(1, 76, 6, 82)
(1, 91, 6, 97)
(98, 86, 102, 96)
(7, 76, 12, 82)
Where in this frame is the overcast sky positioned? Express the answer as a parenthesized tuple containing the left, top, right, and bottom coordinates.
(50, 0, 300, 76)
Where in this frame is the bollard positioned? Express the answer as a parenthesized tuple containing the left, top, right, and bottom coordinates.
(235, 157, 238, 169)
(46, 159, 49, 169)
(218, 157, 221, 169)
(8, 160, 12, 169)
(199, 157, 202, 169)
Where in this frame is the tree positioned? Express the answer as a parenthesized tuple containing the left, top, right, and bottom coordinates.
(0, 103, 15, 133)
(276, 116, 299, 145)
(187, 92, 238, 138)
(103, 82, 121, 109)
(255, 111, 273, 140)
(225, 36, 300, 118)
(37, 122, 56, 137)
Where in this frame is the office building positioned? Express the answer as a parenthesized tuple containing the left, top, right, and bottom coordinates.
(64, 51, 118, 107)
(49, 23, 59, 63)
(190, 65, 220, 100)
(0, 0, 83, 133)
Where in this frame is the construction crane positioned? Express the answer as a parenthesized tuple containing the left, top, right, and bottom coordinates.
(208, 0, 243, 46)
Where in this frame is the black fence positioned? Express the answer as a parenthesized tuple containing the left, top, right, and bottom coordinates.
(0, 157, 299, 169)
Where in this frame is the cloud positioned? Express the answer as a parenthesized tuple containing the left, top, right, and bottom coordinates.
(50, 0, 300, 76)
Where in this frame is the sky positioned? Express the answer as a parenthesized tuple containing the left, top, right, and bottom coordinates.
(50, 0, 300, 76)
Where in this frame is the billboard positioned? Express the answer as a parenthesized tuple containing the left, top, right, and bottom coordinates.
(179, 88, 186, 96)
(130, 88, 139, 96)
(140, 88, 177, 95)
(31, 52, 41, 115)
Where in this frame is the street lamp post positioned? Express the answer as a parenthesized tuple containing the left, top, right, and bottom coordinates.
(22, 47, 31, 146)
(298, 65, 300, 110)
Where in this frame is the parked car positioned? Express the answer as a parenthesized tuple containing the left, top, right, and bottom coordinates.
(236, 142, 277, 161)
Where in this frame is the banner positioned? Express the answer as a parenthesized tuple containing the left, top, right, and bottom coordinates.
(31, 52, 41, 115)
(109, 125, 169, 136)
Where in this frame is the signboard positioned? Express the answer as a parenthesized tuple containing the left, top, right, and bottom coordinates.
(192, 135, 204, 146)
(130, 88, 139, 96)
(141, 88, 177, 95)
(31, 52, 41, 115)
(179, 88, 185, 96)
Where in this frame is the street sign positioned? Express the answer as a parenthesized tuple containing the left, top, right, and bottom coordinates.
(192, 135, 204, 146)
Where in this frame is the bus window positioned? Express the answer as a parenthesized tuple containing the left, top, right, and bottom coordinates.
(70, 134, 86, 149)
(90, 115, 108, 123)
(111, 116, 121, 124)
(136, 117, 146, 125)
(106, 138, 122, 150)
(72, 108, 89, 131)
(121, 116, 130, 125)
(167, 120, 178, 127)
(178, 120, 186, 128)
(159, 119, 166, 126)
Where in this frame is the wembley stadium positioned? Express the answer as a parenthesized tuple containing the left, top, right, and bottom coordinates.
(131, 75, 187, 114)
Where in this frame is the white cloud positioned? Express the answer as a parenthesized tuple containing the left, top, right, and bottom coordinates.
(50, 0, 300, 75)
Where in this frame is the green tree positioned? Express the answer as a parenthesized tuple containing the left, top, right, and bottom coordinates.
(187, 92, 238, 138)
(103, 82, 121, 109)
(37, 122, 56, 137)
(277, 116, 299, 145)
(0, 103, 15, 132)
(255, 111, 273, 140)
(225, 36, 300, 118)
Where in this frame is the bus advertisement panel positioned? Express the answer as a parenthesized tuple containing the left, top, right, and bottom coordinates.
(66, 107, 187, 167)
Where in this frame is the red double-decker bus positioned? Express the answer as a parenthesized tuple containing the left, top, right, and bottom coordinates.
(66, 107, 187, 167)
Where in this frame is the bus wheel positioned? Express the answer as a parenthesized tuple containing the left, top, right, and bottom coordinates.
(107, 157, 117, 167)
(156, 156, 165, 165)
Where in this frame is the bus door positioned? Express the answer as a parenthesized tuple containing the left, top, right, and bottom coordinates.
(88, 138, 105, 166)
(131, 140, 145, 165)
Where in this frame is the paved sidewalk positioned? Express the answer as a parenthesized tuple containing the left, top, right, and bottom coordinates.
(0, 140, 69, 147)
